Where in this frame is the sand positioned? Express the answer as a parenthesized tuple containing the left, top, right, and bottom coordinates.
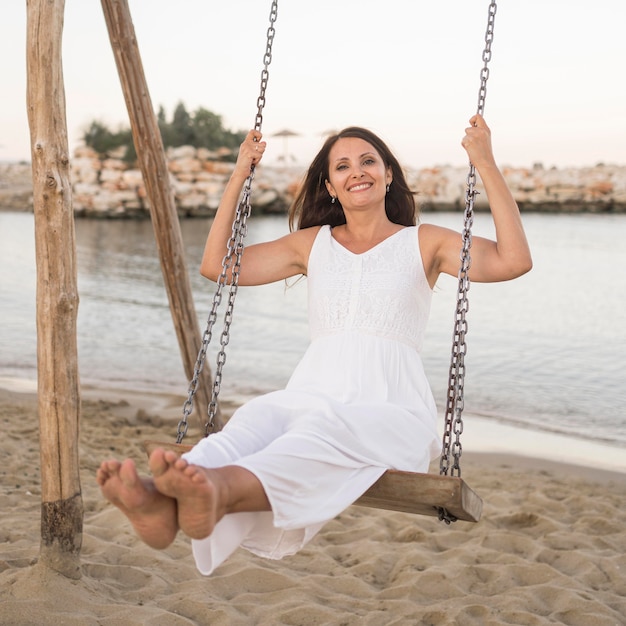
(0, 385, 624, 625)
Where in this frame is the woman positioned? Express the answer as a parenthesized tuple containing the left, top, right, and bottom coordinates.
(97, 114, 532, 575)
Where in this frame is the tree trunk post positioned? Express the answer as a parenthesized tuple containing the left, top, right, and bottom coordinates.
(26, 0, 83, 579)
(100, 0, 219, 431)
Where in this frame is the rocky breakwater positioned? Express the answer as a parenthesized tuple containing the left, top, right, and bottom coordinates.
(70, 145, 294, 218)
(0, 162, 33, 212)
(408, 163, 626, 213)
(3, 152, 626, 215)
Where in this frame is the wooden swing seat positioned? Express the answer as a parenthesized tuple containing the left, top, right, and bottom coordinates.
(143, 440, 483, 523)
(355, 467, 482, 522)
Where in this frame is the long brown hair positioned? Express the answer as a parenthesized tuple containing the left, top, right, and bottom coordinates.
(288, 127, 417, 231)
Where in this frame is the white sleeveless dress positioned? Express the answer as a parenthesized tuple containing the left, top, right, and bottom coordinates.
(182, 224, 440, 575)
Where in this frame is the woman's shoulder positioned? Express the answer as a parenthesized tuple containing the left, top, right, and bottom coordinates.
(417, 222, 458, 245)
(417, 222, 464, 286)
(418, 221, 461, 252)
(291, 224, 325, 244)
(282, 225, 324, 261)
(288, 225, 325, 275)
(281, 224, 324, 244)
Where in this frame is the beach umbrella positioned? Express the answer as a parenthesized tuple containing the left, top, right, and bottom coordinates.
(272, 128, 300, 164)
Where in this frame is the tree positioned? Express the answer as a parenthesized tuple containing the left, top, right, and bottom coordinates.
(170, 102, 194, 147)
(83, 103, 246, 159)
(191, 107, 224, 148)
(83, 120, 136, 161)
(157, 105, 173, 147)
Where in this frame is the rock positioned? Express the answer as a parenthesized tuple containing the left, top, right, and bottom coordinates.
(202, 161, 235, 175)
(167, 145, 196, 160)
(99, 168, 123, 184)
(0, 162, 33, 212)
(102, 158, 126, 171)
(121, 170, 144, 188)
(168, 157, 202, 174)
(2, 152, 626, 216)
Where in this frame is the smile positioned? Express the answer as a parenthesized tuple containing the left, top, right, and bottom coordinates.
(348, 183, 372, 192)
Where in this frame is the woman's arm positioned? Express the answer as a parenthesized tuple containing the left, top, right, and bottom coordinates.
(422, 114, 533, 286)
(200, 130, 315, 286)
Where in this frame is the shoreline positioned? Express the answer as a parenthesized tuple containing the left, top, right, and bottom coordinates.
(2, 377, 623, 480)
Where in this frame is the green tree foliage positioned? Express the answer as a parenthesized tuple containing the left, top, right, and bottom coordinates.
(83, 103, 246, 161)
(83, 121, 136, 162)
(157, 105, 173, 148)
(170, 102, 195, 147)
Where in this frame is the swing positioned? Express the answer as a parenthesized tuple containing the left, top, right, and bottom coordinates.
(145, 0, 499, 524)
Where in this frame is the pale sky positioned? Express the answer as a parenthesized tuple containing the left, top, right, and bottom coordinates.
(2, 1, 625, 169)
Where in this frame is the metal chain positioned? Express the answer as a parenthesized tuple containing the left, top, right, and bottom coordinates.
(439, 1, 498, 520)
(176, 0, 279, 443)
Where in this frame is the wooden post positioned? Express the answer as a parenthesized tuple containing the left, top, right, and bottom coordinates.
(26, 0, 83, 579)
(100, 0, 219, 430)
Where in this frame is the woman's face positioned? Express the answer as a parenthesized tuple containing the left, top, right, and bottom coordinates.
(325, 137, 392, 209)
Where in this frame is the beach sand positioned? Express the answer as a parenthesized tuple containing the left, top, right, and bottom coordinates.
(0, 386, 624, 625)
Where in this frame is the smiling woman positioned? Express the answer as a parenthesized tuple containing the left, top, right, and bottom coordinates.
(291, 127, 417, 231)
(114, 101, 530, 576)
(95, 0, 534, 578)
(327, 144, 391, 213)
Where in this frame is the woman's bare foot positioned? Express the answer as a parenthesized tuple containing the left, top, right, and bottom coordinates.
(96, 458, 178, 549)
(149, 449, 224, 541)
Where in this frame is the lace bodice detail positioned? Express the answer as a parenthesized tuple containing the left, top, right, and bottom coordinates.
(306, 225, 432, 351)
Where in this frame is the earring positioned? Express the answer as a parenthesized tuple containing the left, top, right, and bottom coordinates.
(386, 184, 390, 193)
(331, 196, 336, 204)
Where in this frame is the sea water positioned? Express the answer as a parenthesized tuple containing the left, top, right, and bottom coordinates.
(1, 211, 624, 451)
